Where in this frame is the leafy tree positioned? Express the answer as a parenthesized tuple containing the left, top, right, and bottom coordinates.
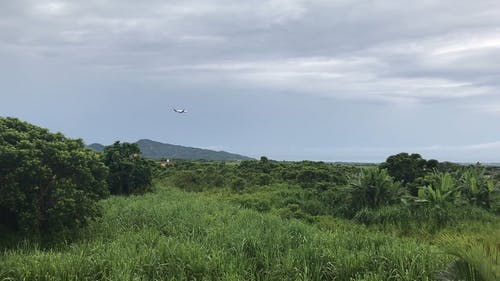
(380, 153, 436, 184)
(0, 117, 109, 236)
(103, 142, 152, 195)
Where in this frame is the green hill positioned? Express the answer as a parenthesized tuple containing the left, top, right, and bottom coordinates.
(87, 139, 253, 161)
(87, 143, 105, 153)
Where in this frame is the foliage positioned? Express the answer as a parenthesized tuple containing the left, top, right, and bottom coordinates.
(436, 232, 500, 281)
(417, 172, 459, 207)
(380, 152, 437, 185)
(0, 187, 452, 281)
(163, 158, 356, 192)
(103, 141, 153, 195)
(172, 170, 203, 192)
(160, 158, 499, 232)
(230, 177, 247, 192)
(0, 117, 109, 237)
(350, 168, 401, 209)
(459, 166, 497, 209)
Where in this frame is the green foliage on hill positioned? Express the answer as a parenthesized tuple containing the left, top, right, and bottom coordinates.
(0, 117, 109, 238)
(153, 157, 499, 280)
(159, 155, 500, 232)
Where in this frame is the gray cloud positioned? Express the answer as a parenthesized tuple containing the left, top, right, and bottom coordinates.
(2, 0, 500, 161)
(5, 1, 499, 102)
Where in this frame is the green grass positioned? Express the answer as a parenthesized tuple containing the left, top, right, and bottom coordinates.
(1, 186, 453, 280)
(435, 232, 500, 281)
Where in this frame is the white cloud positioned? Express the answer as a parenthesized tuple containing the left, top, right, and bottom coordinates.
(164, 56, 490, 103)
(433, 36, 500, 55)
(33, 2, 69, 16)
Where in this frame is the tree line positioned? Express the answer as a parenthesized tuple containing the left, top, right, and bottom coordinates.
(0, 117, 153, 240)
(162, 154, 500, 230)
(2, 117, 499, 240)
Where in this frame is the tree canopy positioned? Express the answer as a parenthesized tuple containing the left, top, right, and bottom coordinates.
(380, 153, 438, 184)
(103, 141, 152, 195)
(0, 117, 109, 236)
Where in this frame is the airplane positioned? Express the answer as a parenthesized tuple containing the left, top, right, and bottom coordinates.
(173, 108, 187, 113)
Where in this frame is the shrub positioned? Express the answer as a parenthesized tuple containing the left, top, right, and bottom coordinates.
(417, 172, 459, 208)
(0, 117, 109, 237)
(230, 177, 247, 193)
(459, 166, 498, 209)
(172, 170, 203, 192)
(257, 173, 272, 186)
(235, 197, 271, 212)
(296, 168, 330, 188)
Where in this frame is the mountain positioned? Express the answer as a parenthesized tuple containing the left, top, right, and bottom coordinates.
(87, 143, 105, 153)
(87, 139, 253, 161)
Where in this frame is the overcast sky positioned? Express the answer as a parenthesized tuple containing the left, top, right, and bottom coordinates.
(2, 0, 500, 162)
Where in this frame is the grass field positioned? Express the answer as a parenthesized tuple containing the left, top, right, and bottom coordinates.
(0, 185, 460, 281)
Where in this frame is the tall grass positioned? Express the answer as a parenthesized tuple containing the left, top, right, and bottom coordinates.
(2, 187, 451, 280)
(436, 232, 500, 281)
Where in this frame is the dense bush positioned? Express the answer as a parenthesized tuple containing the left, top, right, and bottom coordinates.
(163, 158, 357, 192)
(230, 177, 247, 192)
(172, 170, 203, 192)
(458, 166, 496, 209)
(103, 142, 153, 195)
(0, 117, 109, 237)
(350, 168, 401, 209)
(158, 156, 499, 231)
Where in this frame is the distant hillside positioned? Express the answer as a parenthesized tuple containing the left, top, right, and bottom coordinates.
(87, 143, 105, 153)
(87, 139, 253, 161)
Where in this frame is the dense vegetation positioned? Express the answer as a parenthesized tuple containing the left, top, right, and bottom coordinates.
(1, 118, 499, 280)
(0, 188, 459, 281)
(0, 118, 152, 241)
(160, 156, 500, 230)
(103, 141, 153, 195)
(0, 117, 109, 238)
